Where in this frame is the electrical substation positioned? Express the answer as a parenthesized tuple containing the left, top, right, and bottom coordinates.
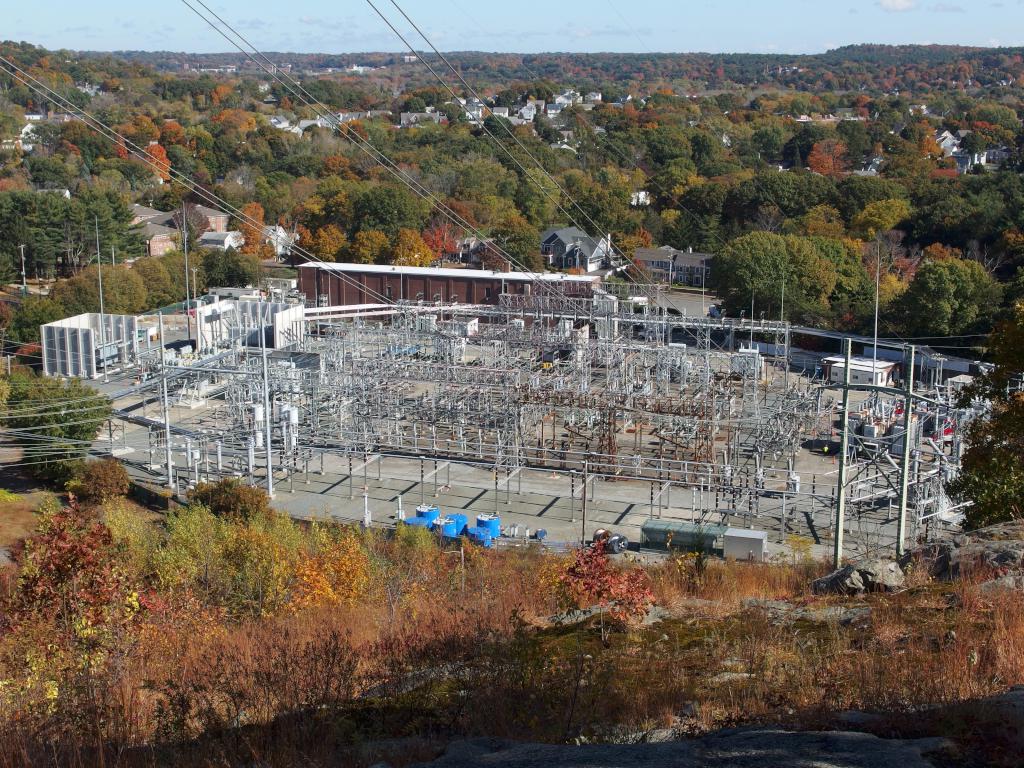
(41, 267, 984, 562)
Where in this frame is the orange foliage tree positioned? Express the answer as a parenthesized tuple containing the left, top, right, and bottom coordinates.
(807, 139, 848, 177)
(145, 142, 171, 182)
(238, 202, 267, 255)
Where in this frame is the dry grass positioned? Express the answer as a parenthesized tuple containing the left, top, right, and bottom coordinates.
(1, 503, 1023, 767)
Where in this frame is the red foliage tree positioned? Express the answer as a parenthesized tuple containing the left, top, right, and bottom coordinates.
(4, 500, 134, 632)
(559, 541, 654, 640)
(422, 221, 460, 260)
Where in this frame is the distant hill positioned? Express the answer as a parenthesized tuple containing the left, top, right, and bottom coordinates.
(70, 44, 1024, 94)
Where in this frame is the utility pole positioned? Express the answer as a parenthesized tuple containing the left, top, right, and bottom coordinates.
(94, 217, 108, 382)
(182, 206, 192, 344)
(191, 266, 199, 348)
(18, 244, 26, 295)
(158, 312, 174, 491)
(749, 289, 755, 347)
(896, 345, 916, 556)
(259, 321, 275, 498)
(833, 338, 852, 569)
(872, 239, 881, 373)
(111, 245, 116, 267)
(581, 458, 589, 547)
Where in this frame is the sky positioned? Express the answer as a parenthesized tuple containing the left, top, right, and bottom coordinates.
(7, 0, 1024, 55)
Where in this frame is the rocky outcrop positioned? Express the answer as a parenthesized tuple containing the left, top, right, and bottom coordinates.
(812, 559, 905, 596)
(411, 729, 950, 768)
(741, 598, 872, 627)
(909, 520, 1024, 581)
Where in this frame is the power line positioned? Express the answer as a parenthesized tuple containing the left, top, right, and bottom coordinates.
(178, 0, 590, 313)
(367, 0, 663, 299)
(0, 55, 397, 309)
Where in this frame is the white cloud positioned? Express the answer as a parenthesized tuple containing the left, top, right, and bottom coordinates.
(877, 0, 918, 10)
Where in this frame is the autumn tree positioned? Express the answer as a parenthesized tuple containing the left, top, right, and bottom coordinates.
(4, 497, 138, 635)
(237, 201, 266, 256)
(189, 478, 272, 522)
(807, 139, 848, 178)
(348, 229, 390, 264)
(422, 221, 460, 260)
(145, 143, 171, 182)
(66, 459, 131, 506)
(558, 541, 654, 641)
(389, 228, 434, 267)
(851, 198, 911, 240)
(311, 224, 348, 262)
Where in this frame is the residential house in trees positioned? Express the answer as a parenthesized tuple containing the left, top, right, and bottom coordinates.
(540, 227, 612, 273)
(195, 204, 229, 233)
(199, 230, 245, 251)
(131, 204, 179, 257)
(633, 245, 713, 287)
(262, 224, 300, 259)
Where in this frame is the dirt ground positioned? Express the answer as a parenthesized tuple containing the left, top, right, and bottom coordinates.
(0, 489, 51, 563)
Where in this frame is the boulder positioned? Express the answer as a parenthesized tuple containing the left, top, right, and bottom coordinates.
(857, 559, 905, 591)
(812, 565, 865, 595)
(812, 560, 903, 595)
(978, 573, 1024, 595)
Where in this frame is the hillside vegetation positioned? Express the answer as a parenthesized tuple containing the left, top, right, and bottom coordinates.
(1, 482, 1023, 767)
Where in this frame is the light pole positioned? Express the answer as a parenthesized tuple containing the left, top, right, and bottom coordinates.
(94, 217, 108, 382)
(18, 244, 26, 295)
(182, 206, 191, 344)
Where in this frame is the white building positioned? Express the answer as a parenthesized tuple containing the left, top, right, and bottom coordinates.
(823, 356, 898, 387)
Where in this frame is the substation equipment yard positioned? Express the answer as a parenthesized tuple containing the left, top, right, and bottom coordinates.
(50, 277, 980, 561)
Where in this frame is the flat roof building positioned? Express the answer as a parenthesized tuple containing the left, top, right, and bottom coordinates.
(298, 262, 600, 307)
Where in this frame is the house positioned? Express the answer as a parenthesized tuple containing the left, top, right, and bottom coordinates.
(985, 146, 1013, 167)
(935, 130, 960, 157)
(449, 235, 495, 265)
(399, 111, 443, 127)
(853, 156, 885, 177)
(540, 227, 612, 273)
(36, 187, 71, 199)
(631, 190, 652, 207)
(545, 102, 567, 118)
(132, 204, 180, 257)
(262, 225, 299, 259)
(489, 106, 510, 118)
(199, 231, 245, 251)
(633, 246, 713, 287)
(517, 104, 538, 121)
(584, 91, 602, 103)
(194, 204, 229, 233)
(336, 111, 367, 124)
(297, 117, 331, 131)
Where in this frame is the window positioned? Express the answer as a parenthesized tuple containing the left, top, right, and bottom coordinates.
(385, 285, 393, 299)
(485, 287, 492, 300)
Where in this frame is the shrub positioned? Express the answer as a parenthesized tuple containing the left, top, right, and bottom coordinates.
(66, 459, 130, 506)
(188, 478, 272, 521)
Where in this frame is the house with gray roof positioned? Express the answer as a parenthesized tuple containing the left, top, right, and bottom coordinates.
(540, 227, 611, 273)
